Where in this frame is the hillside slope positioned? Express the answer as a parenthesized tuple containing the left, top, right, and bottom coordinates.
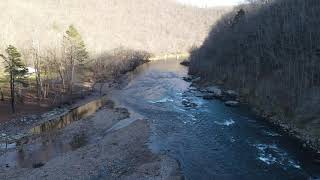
(0, 0, 230, 54)
(189, 0, 320, 150)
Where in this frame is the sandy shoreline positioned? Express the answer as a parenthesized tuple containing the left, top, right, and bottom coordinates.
(0, 99, 182, 179)
(0, 62, 183, 179)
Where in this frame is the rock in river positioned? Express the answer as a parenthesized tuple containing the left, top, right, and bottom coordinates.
(192, 77, 201, 83)
(183, 77, 193, 82)
(206, 86, 222, 98)
(180, 60, 190, 66)
(225, 101, 239, 107)
(203, 94, 215, 100)
(225, 90, 239, 98)
(182, 99, 198, 108)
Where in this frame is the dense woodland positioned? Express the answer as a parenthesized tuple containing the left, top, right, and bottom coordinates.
(0, 0, 230, 54)
(0, 0, 228, 118)
(189, 0, 320, 146)
(0, 25, 151, 115)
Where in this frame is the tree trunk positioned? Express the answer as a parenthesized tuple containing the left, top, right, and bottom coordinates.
(70, 62, 75, 95)
(0, 87, 4, 101)
(35, 55, 43, 104)
(10, 72, 15, 113)
(69, 49, 75, 103)
(58, 68, 65, 92)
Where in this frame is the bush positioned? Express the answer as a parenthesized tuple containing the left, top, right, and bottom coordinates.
(90, 48, 151, 83)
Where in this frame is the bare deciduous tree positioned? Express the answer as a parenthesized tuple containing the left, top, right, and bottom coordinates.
(189, 0, 320, 137)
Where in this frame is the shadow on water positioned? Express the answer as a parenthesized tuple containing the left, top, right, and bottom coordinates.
(0, 96, 108, 168)
(3, 131, 89, 168)
(69, 132, 88, 150)
(30, 97, 108, 135)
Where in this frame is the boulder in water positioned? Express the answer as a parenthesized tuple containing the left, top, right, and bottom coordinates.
(192, 77, 201, 83)
(32, 162, 45, 168)
(180, 60, 190, 66)
(313, 152, 320, 164)
(225, 101, 239, 107)
(206, 86, 222, 97)
(225, 90, 239, 98)
(182, 99, 198, 108)
(203, 94, 215, 100)
(183, 77, 193, 82)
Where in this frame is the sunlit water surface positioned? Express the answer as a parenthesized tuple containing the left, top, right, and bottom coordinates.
(111, 60, 320, 180)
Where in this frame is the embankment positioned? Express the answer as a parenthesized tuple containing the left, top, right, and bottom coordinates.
(188, 0, 320, 151)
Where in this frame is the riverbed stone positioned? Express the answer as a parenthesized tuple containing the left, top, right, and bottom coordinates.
(225, 90, 239, 98)
(180, 60, 190, 66)
(182, 99, 198, 108)
(192, 77, 201, 83)
(206, 86, 222, 97)
(225, 101, 239, 107)
(183, 77, 193, 82)
(203, 94, 215, 100)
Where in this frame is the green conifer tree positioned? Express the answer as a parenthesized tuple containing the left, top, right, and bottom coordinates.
(0, 45, 28, 113)
(63, 25, 89, 97)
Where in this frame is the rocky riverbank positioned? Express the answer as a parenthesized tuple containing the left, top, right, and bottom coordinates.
(0, 96, 114, 155)
(0, 57, 150, 154)
(0, 99, 182, 179)
(0, 60, 183, 179)
(184, 75, 320, 156)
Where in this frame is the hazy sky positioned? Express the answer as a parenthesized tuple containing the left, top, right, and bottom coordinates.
(176, 0, 244, 7)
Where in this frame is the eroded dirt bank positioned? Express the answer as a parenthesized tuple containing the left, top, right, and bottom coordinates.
(0, 101, 182, 180)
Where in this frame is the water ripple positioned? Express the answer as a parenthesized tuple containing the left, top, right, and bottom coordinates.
(214, 118, 235, 126)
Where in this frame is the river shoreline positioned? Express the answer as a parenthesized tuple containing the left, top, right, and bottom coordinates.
(0, 100, 182, 179)
(0, 60, 183, 179)
(186, 75, 320, 156)
(0, 59, 149, 151)
(108, 59, 320, 179)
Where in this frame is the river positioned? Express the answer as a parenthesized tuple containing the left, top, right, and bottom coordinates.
(111, 59, 320, 180)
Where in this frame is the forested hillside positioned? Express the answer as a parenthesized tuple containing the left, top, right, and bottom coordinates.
(0, 0, 229, 54)
(0, 0, 230, 118)
(189, 0, 320, 149)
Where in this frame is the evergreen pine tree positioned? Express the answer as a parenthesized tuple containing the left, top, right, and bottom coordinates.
(0, 45, 28, 113)
(63, 25, 89, 97)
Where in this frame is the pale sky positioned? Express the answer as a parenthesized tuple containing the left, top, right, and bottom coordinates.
(176, 0, 244, 7)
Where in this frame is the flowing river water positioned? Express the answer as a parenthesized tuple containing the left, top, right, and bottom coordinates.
(111, 59, 320, 180)
(0, 59, 319, 179)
